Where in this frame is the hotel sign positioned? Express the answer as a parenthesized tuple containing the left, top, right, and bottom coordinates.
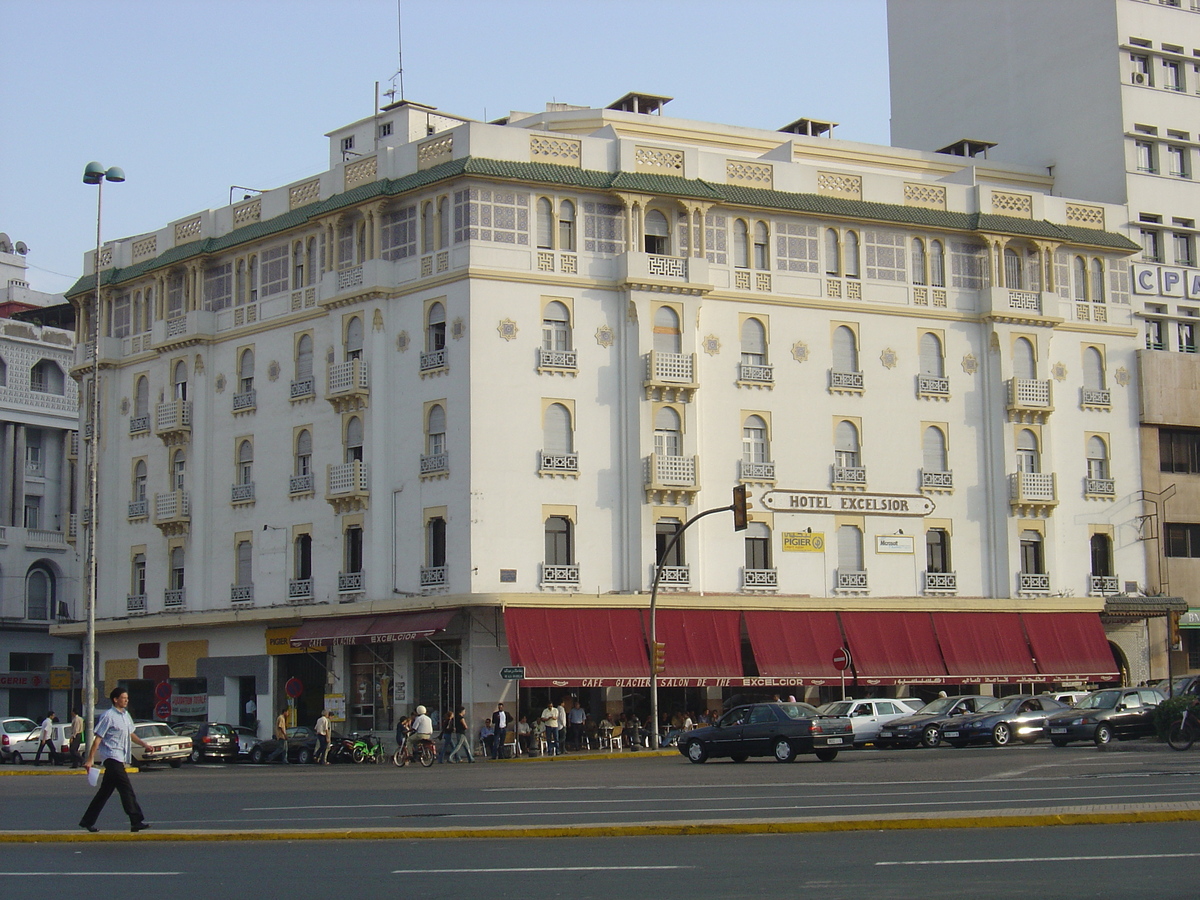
(760, 489, 935, 517)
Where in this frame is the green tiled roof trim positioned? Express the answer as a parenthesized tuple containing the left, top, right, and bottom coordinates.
(67, 157, 1138, 297)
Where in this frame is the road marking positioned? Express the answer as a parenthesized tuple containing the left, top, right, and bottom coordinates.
(0, 872, 182, 876)
(392, 866, 690, 874)
(877, 852, 1200, 866)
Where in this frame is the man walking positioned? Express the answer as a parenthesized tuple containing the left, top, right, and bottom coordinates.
(267, 706, 290, 763)
(314, 709, 331, 764)
(492, 702, 509, 759)
(80, 688, 151, 833)
(34, 711, 59, 765)
(447, 706, 474, 763)
(68, 708, 85, 768)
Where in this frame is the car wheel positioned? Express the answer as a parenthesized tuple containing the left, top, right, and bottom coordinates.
(297, 747, 313, 765)
(815, 749, 838, 762)
(169, 759, 182, 768)
(685, 740, 707, 764)
(920, 725, 941, 748)
(773, 738, 797, 763)
(1050, 738, 1069, 747)
(249, 746, 265, 764)
(730, 753, 748, 763)
(11, 752, 22, 764)
(1094, 723, 1114, 747)
(991, 723, 1012, 746)
(189, 748, 201, 763)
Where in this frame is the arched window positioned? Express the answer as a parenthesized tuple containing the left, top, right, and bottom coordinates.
(929, 240, 946, 287)
(421, 201, 434, 253)
(1013, 337, 1036, 380)
(1004, 247, 1023, 289)
(653, 306, 681, 354)
(919, 332, 944, 377)
(922, 426, 948, 472)
(844, 231, 860, 278)
(426, 302, 446, 352)
(825, 229, 840, 276)
(745, 521, 771, 571)
(536, 198, 554, 250)
(542, 301, 571, 352)
(293, 240, 305, 288)
(30, 360, 64, 395)
(25, 567, 52, 620)
(644, 210, 670, 255)
(912, 238, 927, 286)
(832, 326, 859, 372)
(740, 318, 766, 366)
(133, 459, 147, 502)
(753, 221, 769, 270)
(734, 220, 750, 268)
(345, 315, 363, 361)
(1019, 530, 1044, 575)
(237, 439, 253, 485)
(345, 524, 364, 574)
(437, 196, 450, 249)
(171, 448, 186, 491)
(294, 534, 313, 580)
(654, 406, 682, 457)
(1027, 248, 1042, 291)
(1091, 534, 1113, 577)
(134, 376, 149, 418)
(345, 416, 363, 463)
(835, 420, 860, 468)
(295, 334, 313, 380)
(926, 529, 951, 574)
(306, 236, 317, 285)
(1016, 429, 1040, 473)
(1073, 256, 1088, 301)
(1087, 436, 1110, 481)
(558, 200, 576, 251)
(837, 525, 864, 572)
(132, 553, 146, 597)
(295, 429, 312, 476)
(426, 405, 446, 457)
(238, 348, 254, 394)
(236, 540, 253, 587)
(170, 546, 186, 590)
(656, 518, 684, 567)
(543, 403, 573, 454)
(743, 415, 768, 463)
(1083, 347, 1106, 390)
(424, 517, 445, 569)
(1091, 259, 1105, 302)
(545, 516, 574, 565)
(173, 360, 188, 400)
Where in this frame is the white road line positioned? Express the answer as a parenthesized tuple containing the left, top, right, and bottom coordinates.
(0, 872, 183, 877)
(392, 866, 690, 874)
(877, 852, 1200, 867)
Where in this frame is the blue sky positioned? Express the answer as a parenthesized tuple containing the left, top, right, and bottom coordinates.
(0, 0, 889, 295)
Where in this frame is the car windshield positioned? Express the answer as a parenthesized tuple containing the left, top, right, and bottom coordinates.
(1077, 690, 1120, 710)
(819, 702, 853, 716)
(135, 724, 177, 738)
(207, 724, 232, 735)
(915, 696, 962, 715)
(970, 698, 1006, 714)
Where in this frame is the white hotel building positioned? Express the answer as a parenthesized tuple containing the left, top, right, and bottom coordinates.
(61, 93, 1145, 733)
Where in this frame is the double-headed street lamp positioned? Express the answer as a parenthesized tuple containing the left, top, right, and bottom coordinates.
(81, 162, 124, 738)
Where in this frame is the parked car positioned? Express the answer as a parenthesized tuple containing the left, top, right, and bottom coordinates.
(7, 722, 73, 763)
(1047, 691, 1091, 707)
(894, 698, 927, 713)
(1044, 687, 1165, 747)
(678, 701, 853, 764)
(0, 717, 40, 762)
(875, 694, 993, 748)
(231, 725, 261, 758)
(1153, 675, 1200, 699)
(941, 694, 1069, 747)
(249, 725, 329, 764)
(172, 721, 238, 763)
(816, 698, 917, 746)
(131, 721, 191, 768)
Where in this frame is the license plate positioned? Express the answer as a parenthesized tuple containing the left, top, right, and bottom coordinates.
(1050, 727, 1067, 734)
(826, 737, 843, 745)
(879, 731, 893, 738)
(944, 731, 959, 738)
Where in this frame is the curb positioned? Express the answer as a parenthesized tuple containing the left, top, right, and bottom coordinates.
(3, 808, 1199, 843)
(0, 766, 138, 777)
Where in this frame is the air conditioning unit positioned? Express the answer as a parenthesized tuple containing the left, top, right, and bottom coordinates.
(1133, 72, 1147, 84)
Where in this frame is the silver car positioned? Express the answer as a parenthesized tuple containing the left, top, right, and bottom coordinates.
(817, 699, 917, 746)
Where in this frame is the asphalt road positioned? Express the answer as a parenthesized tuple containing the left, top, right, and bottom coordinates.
(4, 740, 1199, 833)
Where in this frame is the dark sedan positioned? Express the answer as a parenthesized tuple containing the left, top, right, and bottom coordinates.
(941, 694, 1068, 747)
(875, 694, 993, 748)
(172, 721, 238, 762)
(249, 725, 342, 764)
(1044, 687, 1165, 747)
(678, 702, 853, 764)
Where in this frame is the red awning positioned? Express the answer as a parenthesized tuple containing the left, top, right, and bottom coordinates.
(839, 611, 948, 685)
(744, 610, 845, 681)
(1021, 613, 1120, 682)
(504, 608, 647, 685)
(932, 612, 1038, 682)
(289, 609, 457, 649)
(652, 609, 742, 678)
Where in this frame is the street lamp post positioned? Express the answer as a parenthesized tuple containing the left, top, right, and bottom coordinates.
(81, 162, 124, 740)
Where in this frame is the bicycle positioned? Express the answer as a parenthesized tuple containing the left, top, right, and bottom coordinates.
(1167, 703, 1200, 751)
(392, 737, 436, 767)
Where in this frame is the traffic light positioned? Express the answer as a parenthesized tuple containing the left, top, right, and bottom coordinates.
(732, 484, 750, 531)
(652, 641, 667, 675)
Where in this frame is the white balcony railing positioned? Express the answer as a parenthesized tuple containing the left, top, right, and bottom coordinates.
(420, 453, 448, 475)
(231, 482, 255, 503)
(337, 571, 364, 593)
(832, 465, 867, 486)
(655, 565, 690, 587)
(742, 568, 778, 589)
(836, 570, 869, 591)
(327, 359, 369, 394)
(540, 563, 580, 587)
(128, 415, 150, 435)
(1018, 572, 1050, 594)
(290, 376, 314, 399)
(1085, 477, 1115, 496)
(420, 348, 446, 371)
(328, 461, 369, 494)
(738, 362, 774, 383)
(230, 584, 254, 602)
(1008, 378, 1051, 408)
(232, 389, 256, 411)
(127, 594, 146, 613)
(646, 254, 686, 278)
(289, 473, 315, 494)
(921, 469, 953, 490)
(538, 348, 577, 370)
(164, 588, 185, 609)
(917, 374, 950, 396)
(155, 399, 192, 433)
(289, 579, 314, 601)
(127, 499, 148, 519)
(648, 454, 697, 487)
(647, 351, 695, 384)
(739, 459, 775, 481)
(154, 490, 190, 522)
(922, 571, 958, 593)
(539, 451, 578, 473)
(420, 566, 446, 588)
(1081, 387, 1111, 408)
(1010, 471, 1056, 503)
(830, 369, 864, 391)
(1088, 575, 1120, 596)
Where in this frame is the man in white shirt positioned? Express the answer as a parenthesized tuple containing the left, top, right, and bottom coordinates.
(80, 688, 153, 833)
(541, 702, 559, 755)
(314, 710, 331, 764)
(407, 705, 433, 755)
(556, 700, 568, 752)
(34, 711, 59, 765)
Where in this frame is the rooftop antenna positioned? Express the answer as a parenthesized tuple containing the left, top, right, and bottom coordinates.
(382, 0, 405, 106)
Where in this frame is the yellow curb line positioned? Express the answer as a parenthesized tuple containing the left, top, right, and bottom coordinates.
(497, 750, 677, 762)
(4, 808, 1199, 842)
(0, 767, 138, 777)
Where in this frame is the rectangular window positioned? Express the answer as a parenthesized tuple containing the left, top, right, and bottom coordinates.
(1132, 53, 1152, 84)
(1161, 429, 1200, 473)
(1165, 60, 1184, 91)
(949, 241, 989, 290)
(1147, 318, 1166, 350)
(112, 294, 131, 338)
(1174, 231, 1196, 266)
(1165, 522, 1200, 557)
(1136, 140, 1158, 173)
(452, 188, 529, 246)
(1181, 321, 1196, 353)
(583, 201, 626, 256)
(260, 245, 289, 296)
(1168, 145, 1190, 178)
(378, 122, 393, 138)
(203, 263, 233, 311)
(863, 230, 907, 281)
(1142, 228, 1162, 262)
(381, 205, 417, 260)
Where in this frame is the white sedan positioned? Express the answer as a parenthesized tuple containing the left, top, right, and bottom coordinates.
(131, 721, 191, 768)
(816, 699, 919, 746)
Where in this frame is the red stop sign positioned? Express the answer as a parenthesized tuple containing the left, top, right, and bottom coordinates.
(832, 647, 852, 671)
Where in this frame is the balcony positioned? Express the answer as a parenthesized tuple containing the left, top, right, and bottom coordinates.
(1088, 575, 1120, 596)
(337, 570, 364, 594)
(420, 453, 449, 477)
(290, 376, 315, 401)
(127, 499, 148, 520)
(835, 570, 869, 593)
(126, 594, 146, 614)
(155, 400, 192, 446)
(539, 450, 579, 477)
(829, 369, 864, 394)
(832, 465, 867, 489)
(289, 578, 314, 601)
(644, 351, 698, 402)
(231, 482, 255, 504)
(983, 287, 1049, 323)
(164, 587, 185, 610)
(128, 415, 149, 436)
(742, 568, 778, 591)
(289, 473, 315, 495)
(230, 584, 254, 603)
(1081, 387, 1111, 410)
(1007, 378, 1053, 423)
(540, 563, 581, 590)
(618, 251, 711, 296)
(27, 529, 66, 549)
(654, 565, 690, 590)
(537, 348, 577, 374)
(326, 359, 369, 412)
(1085, 477, 1116, 498)
(737, 362, 774, 387)
(1017, 572, 1050, 595)
(738, 459, 775, 483)
(154, 490, 190, 535)
(645, 453, 699, 505)
(420, 566, 446, 590)
(917, 374, 950, 399)
(326, 461, 369, 513)
(922, 571, 958, 594)
(420, 347, 447, 374)
(921, 469, 953, 493)
(1010, 472, 1057, 516)
(232, 389, 256, 413)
